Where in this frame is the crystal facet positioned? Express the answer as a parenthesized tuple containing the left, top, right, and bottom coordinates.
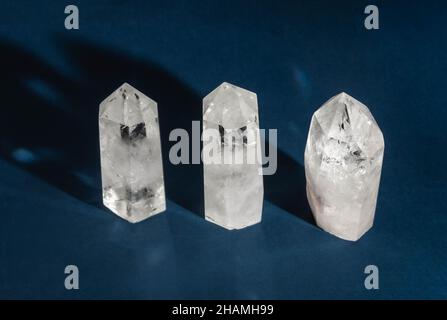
(304, 92, 384, 241)
(99, 83, 166, 223)
(203, 82, 264, 230)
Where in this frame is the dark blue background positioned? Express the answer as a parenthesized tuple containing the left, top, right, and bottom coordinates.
(0, 0, 446, 299)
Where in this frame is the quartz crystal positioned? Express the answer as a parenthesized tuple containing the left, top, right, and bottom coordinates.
(99, 83, 165, 223)
(305, 92, 384, 241)
(203, 82, 264, 230)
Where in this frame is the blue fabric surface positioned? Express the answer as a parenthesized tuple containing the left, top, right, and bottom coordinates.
(0, 0, 446, 299)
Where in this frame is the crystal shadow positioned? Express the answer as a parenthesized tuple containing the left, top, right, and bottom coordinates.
(0, 36, 204, 218)
(263, 144, 315, 226)
(0, 36, 312, 226)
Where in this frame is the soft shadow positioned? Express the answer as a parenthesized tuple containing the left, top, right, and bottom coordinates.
(264, 144, 315, 226)
(0, 36, 203, 217)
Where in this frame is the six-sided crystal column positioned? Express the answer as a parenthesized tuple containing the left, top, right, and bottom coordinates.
(99, 83, 166, 223)
(304, 92, 384, 241)
(203, 82, 264, 230)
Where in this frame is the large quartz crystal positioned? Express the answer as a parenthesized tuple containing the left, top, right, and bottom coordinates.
(99, 83, 166, 223)
(304, 92, 384, 241)
(203, 82, 264, 230)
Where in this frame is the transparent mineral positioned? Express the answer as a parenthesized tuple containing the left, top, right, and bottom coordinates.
(304, 92, 384, 241)
(99, 83, 165, 223)
(203, 82, 264, 230)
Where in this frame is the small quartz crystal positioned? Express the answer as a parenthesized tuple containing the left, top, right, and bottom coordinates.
(203, 82, 264, 230)
(305, 92, 384, 241)
(99, 83, 165, 223)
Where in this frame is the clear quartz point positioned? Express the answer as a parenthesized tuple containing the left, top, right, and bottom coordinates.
(203, 82, 264, 230)
(305, 92, 384, 241)
(99, 83, 166, 223)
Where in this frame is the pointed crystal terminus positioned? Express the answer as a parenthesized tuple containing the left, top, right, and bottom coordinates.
(304, 92, 384, 241)
(99, 83, 166, 223)
(203, 82, 264, 230)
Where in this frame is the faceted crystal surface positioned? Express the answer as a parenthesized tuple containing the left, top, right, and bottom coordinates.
(203, 82, 264, 230)
(99, 83, 165, 223)
(304, 92, 384, 241)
